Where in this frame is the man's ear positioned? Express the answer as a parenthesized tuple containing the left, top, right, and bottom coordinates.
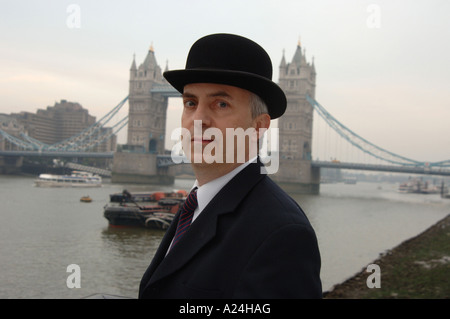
(254, 113, 271, 139)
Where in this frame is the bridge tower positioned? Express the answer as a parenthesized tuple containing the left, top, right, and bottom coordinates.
(128, 45, 168, 153)
(112, 45, 175, 184)
(273, 40, 320, 194)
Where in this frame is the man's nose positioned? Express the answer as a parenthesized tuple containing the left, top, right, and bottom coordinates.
(192, 103, 212, 127)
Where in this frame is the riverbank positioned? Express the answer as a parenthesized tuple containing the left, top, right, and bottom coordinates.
(323, 214, 450, 299)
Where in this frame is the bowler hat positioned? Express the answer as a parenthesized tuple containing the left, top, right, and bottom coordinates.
(163, 33, 287, 119)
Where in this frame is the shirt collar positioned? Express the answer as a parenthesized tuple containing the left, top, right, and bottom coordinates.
(192, 157, 257, 218)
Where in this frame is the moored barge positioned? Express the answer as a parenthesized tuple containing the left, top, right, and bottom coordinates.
(103, 190, 186, 229)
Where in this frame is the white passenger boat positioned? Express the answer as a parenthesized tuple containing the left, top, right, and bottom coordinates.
(34, 171, 102, 188)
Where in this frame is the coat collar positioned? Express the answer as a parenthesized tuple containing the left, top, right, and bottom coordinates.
(193, 157, 256, 219)
(142, 159, 266, 289)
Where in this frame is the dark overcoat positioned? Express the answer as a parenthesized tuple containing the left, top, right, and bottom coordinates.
(139, 160, 322, 298)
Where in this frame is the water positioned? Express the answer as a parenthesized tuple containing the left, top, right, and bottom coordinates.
(0, 175, 448, 298)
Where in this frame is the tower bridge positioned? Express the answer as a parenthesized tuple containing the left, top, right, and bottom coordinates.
(1, 42, 449, 192)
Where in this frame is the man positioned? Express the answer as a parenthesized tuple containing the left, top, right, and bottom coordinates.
(139, 33, 322, 298)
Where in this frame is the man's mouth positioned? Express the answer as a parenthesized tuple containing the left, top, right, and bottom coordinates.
(192, 137, 214, 144)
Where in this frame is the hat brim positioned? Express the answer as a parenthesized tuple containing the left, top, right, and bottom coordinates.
(163, 69, 287, 119)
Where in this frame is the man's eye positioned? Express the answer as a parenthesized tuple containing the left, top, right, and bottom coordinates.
(218, 101, 228, 108)
(184, 100, 196, 108)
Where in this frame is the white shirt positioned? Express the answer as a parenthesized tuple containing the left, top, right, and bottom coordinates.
(166, 157, 257, 254)
(191, 156, 257, 223)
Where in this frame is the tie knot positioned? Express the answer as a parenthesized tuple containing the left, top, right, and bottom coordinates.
(183, 187, 198, 213)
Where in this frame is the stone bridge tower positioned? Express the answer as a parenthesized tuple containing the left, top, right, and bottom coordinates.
(112, 45, 175, 184)
(273, 41, 320, 194)
(128, 45, 168, 154)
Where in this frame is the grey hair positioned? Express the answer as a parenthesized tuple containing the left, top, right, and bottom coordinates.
(249, 93, 269, 119)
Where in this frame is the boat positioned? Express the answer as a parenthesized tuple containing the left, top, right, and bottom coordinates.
(439, 181, 450, 199)
(80, 196, 92, 203)
(34, 171, 102, 188)
(103, 189, 186, 229)
(398, 178, 442, 194)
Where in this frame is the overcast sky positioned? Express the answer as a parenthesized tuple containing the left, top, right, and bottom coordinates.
(1, 0, 449, 163)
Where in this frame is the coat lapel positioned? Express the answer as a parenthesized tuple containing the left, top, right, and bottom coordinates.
(138, 209, 179, 292)
(142, 160, 266, 290)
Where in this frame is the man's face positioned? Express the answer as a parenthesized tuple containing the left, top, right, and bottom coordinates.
(181, 83, 267, 168)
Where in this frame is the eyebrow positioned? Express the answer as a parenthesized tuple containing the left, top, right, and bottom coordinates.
(182, 90, 233, 100)
(207, 91, 233, 99)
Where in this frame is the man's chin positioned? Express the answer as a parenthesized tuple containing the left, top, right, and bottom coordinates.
(188, 154, 224, 165)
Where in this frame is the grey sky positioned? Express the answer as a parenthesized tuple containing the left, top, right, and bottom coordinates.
(1, 0, 449, 162)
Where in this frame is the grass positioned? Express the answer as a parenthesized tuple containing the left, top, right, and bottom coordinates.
(324, 214, 450, 299)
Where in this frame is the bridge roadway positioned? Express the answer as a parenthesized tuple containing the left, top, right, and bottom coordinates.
(0, 150, 114, 158)
(159, 155, 450, 176)
(311, 160, 450, 176)
(1, 151, 450, 176)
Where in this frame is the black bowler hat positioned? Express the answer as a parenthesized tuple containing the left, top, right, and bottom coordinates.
(163, 33, 287, 119)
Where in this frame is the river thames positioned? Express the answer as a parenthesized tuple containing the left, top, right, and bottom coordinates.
(0, 175, 448, 298)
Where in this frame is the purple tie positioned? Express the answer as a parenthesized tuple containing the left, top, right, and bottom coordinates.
(171, 188, 198, 249)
